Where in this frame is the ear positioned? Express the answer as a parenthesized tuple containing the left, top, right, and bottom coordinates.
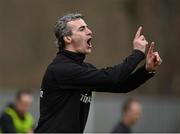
(63, 36, 72, 44)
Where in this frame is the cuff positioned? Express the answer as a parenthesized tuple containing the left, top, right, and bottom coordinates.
(132, 49, 145, 60)
(141, 65, 156, 76)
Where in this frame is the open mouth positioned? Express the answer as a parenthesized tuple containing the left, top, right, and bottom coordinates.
(87, 38, 92, 47)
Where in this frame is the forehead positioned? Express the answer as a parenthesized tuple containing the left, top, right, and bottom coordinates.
(67, 18, 87, 30)
(130, 102, 141, 111)
(19, 94, 32, 102)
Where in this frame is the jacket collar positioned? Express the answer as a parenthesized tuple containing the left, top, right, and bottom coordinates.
(57, 50, 85, 64)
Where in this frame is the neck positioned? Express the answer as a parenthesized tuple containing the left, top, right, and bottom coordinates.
(65, 48, 76, 53)
(64, 45, 78, 53)
(14, 104, 25, 116)
(122, 117, 133, 127)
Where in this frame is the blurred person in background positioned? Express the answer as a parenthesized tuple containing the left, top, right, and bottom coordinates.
(112, 97, 142, 133)
(35, 13, 162, 133)
(0, 89, 34, 133)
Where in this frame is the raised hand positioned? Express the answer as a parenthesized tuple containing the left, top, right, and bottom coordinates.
(133, 26, 148, 53)
(145, 42, 162, 72)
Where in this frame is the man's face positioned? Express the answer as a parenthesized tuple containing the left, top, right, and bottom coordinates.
(65, 19, 93, 54)
(16, 94, 33, 114)
(124, 102, 142, 126)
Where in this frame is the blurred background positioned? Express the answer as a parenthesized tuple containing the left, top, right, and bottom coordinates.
(0, 0, 180, 132)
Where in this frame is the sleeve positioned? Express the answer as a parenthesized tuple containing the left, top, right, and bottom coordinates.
(93, 65, 155, 93)
(53, 50, 146, 91)
(0, 113, 16, 133)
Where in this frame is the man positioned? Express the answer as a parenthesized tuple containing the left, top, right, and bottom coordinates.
(112, 97, 142, 133)
(0, 90, 34, 133)
(35, 13, 162, 133)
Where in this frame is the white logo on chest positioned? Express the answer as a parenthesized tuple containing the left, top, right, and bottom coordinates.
(80, 93, 91, 104)
(40, 89, 43, 98)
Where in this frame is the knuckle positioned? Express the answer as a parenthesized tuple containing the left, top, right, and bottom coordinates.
(153, 52, 158, 54)
(141, 35, 145, 39)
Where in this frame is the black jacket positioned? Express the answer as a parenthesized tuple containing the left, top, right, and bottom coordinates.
(35, 50, 154, 133)
(112, 121, 131, 133)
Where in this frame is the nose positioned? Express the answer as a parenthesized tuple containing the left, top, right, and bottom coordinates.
(87, 27, 93, 36)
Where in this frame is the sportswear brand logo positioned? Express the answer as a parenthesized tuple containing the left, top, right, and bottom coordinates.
(40, 89, 43, 98)
(80, 93, 91, 103)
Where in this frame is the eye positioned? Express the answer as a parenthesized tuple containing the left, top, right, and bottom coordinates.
(79, 26, 85, 31)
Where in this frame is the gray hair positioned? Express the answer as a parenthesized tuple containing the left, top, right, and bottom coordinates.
(54, 13, 83, 50)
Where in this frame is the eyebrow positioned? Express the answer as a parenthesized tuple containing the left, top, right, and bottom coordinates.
(79, 25, 88, 30)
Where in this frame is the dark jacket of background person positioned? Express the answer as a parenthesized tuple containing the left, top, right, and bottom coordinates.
(35, 49, 154, 133)
(0, 103, 34, 133)
(112, 121, 131, 133)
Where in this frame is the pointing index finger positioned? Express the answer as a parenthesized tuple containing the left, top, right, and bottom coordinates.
(148, 42, 155, 55)
(135, 26, 142, 39)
